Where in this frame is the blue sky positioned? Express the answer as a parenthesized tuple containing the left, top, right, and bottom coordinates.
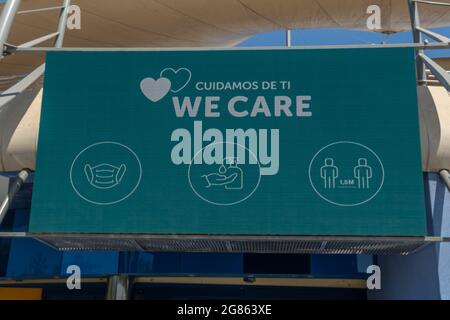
(238, 27, 450, 57)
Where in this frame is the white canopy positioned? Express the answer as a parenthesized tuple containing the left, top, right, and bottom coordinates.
(9, 0, 450, 47)
(2, 0, 450, 76)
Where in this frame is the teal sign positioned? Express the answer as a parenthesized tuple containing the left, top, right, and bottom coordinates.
(30, 48, 426, 236)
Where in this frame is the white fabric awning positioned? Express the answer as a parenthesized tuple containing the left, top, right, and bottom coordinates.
(1, 0, 450, 77)
(6, 0, 450, 48)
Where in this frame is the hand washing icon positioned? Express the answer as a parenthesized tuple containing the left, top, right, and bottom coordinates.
(84, 163, 127, 189)
(188, 142, 261, 206)
(201, 158, 243, 190)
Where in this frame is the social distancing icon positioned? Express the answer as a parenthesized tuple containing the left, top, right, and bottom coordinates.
(309, 141, 384, 207)
(320, 158, 338, 189)
(354, 158, 373, 189)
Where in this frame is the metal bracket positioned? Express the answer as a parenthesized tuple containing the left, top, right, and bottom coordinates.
(106, 276, 130, 300)
(0, 169, 31, 226)
(439, 169, 450, 193)
(0, 0, 22, 58)
(2, 42, 16, 56)
(419, 53, 450, 91)
(408, 0, 426, 82)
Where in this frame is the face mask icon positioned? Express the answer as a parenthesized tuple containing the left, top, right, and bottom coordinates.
(84, 163, 127, 189)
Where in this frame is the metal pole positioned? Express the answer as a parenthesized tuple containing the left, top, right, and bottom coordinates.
(54, 0, 71, 48)
(0, 0, 22, 57)
(439, 169, 450, 193)
(408, 0, 426, 82)
(0, 169, 30, 226)
(106, 275, 130, 300)
(286, 29, 291, 48)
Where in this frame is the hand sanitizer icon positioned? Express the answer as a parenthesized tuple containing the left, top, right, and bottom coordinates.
(225, 158, 243, 190)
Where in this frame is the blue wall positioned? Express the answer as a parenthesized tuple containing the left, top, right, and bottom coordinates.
(369, 173, 450, 300)
(0, 174, 370, 281)
(5, 173, 449, 299)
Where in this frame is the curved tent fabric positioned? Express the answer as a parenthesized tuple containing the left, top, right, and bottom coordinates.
(5, 0, 450, 47)
(1, 0, 450, 83)
(0, 1, 449, 76)
(0, 0, 449, 84)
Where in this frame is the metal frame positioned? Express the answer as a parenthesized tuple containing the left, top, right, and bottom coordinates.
(54, 0, 71, 48)
(0, 0, 448, 89)
(439, 169, 450, 191)
(0, 228, 442, 254)
(0, 64, 45, 109)
(0, 169, 30, 225)
(408, 0, 450, 88)
(409, 0, 427, 81)
(0, 0, 71, 56)
(0, 0, 70, 97)
(414, 0, 450, 6)
(286, 29, 292, 48)
(20, 233, 444, 255)
(0, 0, 21, 58)
(8, 42, 450, 53)
(106, 275, 130, 300)
(0, 0, 447, 85)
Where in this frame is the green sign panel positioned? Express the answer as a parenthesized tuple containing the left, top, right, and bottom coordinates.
(30, 47, 426, 236)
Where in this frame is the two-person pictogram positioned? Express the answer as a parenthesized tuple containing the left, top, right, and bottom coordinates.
(354, 158, 372, 189)
(320, 158, 372, 189)
(320, 158, 339, 189)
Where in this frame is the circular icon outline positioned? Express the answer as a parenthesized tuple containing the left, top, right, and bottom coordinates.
(308, 141, 384, 207)
(188, 141, 261, 206)
(70, 141, 142, 205)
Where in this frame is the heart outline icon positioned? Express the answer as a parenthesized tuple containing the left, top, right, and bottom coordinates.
(160, 67, 192, 93)
(140, 77, 171, 102)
